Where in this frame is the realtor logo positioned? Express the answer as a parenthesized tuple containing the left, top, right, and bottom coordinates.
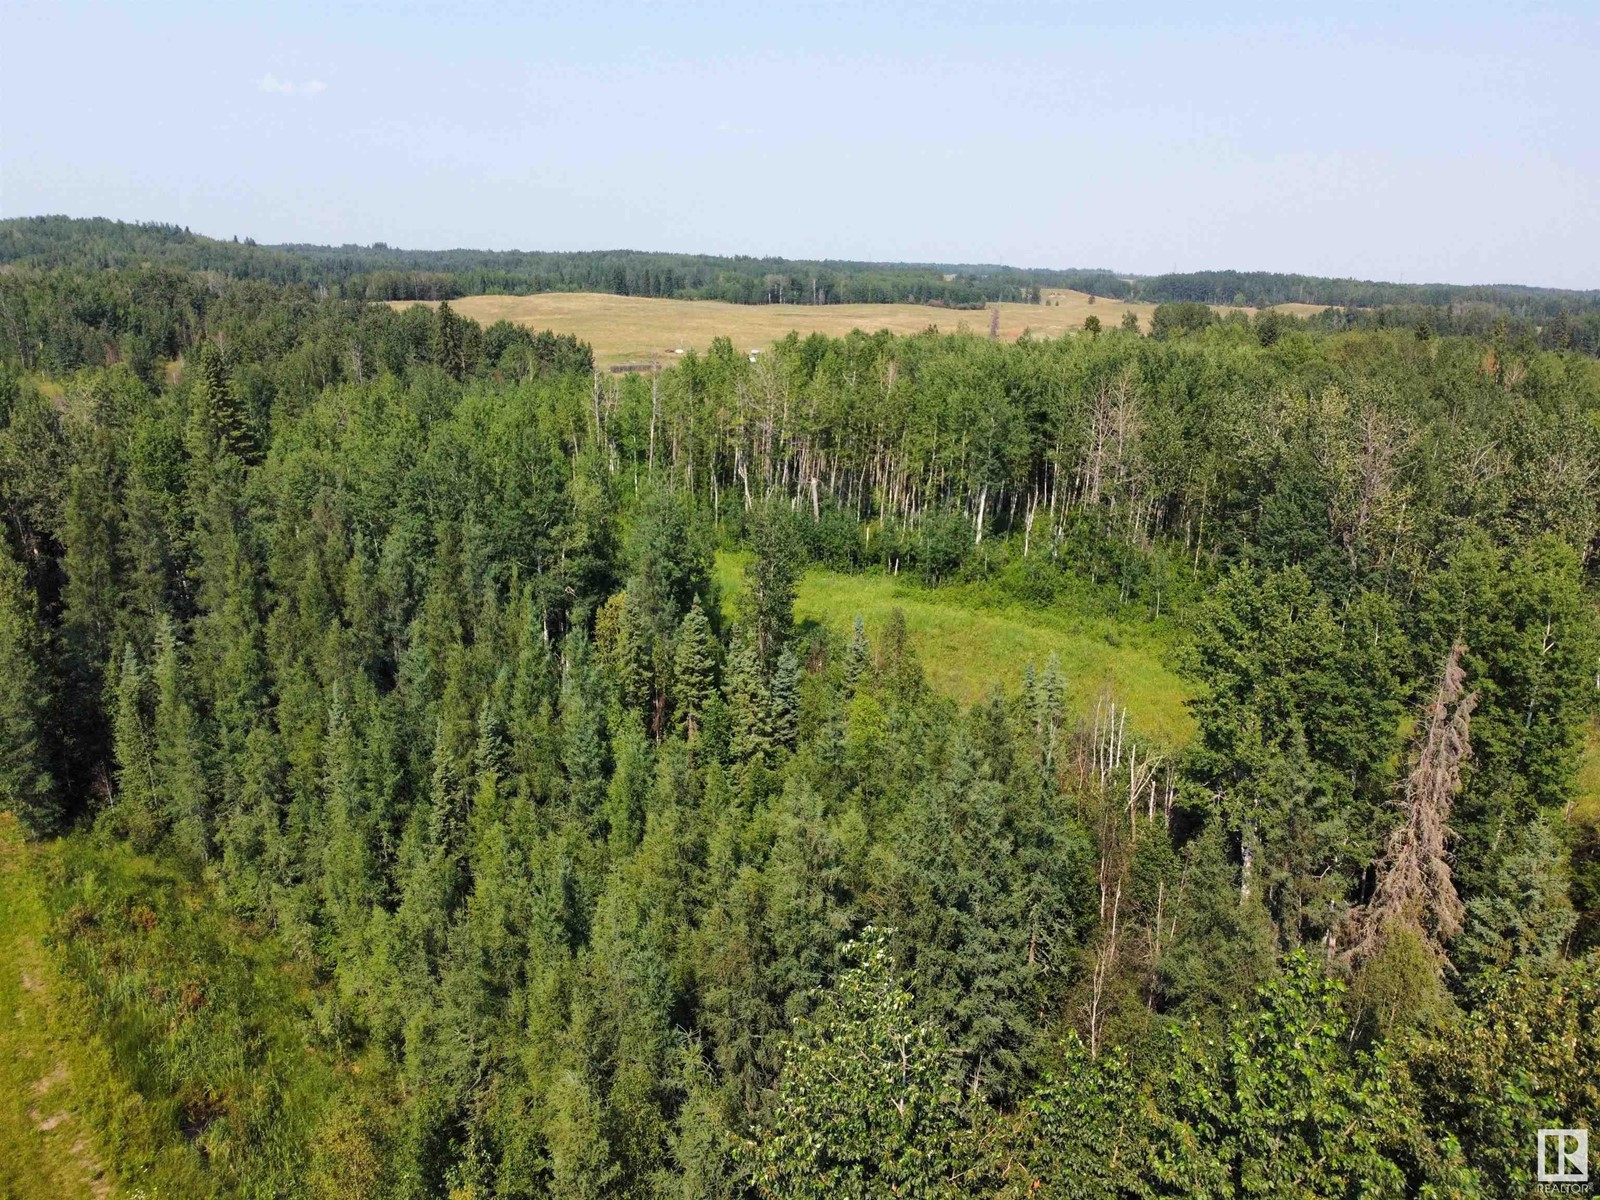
(1538, 1128, 1588, 1185)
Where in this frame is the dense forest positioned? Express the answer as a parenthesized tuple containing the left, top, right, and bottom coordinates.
(1, 248, 1598, 1198)
(1128, 266, 1600, 318)
(9, 216, 1600, 352)
(1, 217, 1082, 307)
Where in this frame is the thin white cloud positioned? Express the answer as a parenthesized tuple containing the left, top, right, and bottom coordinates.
(258, 73, 327, 97)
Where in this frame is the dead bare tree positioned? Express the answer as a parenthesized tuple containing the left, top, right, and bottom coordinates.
(1343, 642, 1476, 968)
(1085, 880, 1120, 1060)
(1314, 394, 1413, 572)
(1075, 695, 1172, 1054)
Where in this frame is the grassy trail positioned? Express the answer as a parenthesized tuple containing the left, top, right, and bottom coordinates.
(0, 815, 113, 1200)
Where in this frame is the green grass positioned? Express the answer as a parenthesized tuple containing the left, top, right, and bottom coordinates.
(0, 814, 112, 1199)
(1574, 718, 1600, 827)
(716, 553, 1195, 750)
(0, 815, 378, 1199)
(38, 838, 360, 1197)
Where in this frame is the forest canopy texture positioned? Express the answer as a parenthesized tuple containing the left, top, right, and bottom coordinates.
(6, 215, 1600, 353)
(0, 234, 1598, 1198)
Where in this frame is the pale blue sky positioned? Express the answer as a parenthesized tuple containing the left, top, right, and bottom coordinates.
(4, 0, 1597, 287)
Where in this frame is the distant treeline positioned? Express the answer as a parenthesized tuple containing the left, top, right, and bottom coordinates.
(1149, 298, 1600, 358)
(0, 265, 591, 383)
(2, 216, 1085, 307)
(1135, 267, 1600, 319)
(1308, 302, 1600, 357)
(6, 216, 1598, 340)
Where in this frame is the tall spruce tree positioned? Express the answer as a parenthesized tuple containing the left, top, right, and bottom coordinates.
(191, 339, 254, 462)
(0, 548, 56, 833)
(435, 301, 466, 381)
(725, 627, 772, 764)
(604, 711, 651, 857)
(111, 643, 160, 848)
(672, 598, 717, 744)
(151, 616, 210, 862)
(625, 487, 714, 643)
(769, 646, 801, 752)
(218, 719, 285, 918)
(560, 628, 609, 819)
(321, 687, 377, 961)
(60, 427, 120, 684)
(745, 498, 802, 667)
(842, 614, 870, 692)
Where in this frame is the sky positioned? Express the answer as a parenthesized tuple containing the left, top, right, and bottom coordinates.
(3, 0, 1598, 288)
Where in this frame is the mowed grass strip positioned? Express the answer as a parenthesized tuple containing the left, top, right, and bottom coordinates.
(716, 554, 1194, 750)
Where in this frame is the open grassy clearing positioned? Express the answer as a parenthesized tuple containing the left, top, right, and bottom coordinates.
(0, 815, 112, 1200)
(715, 553, 1194, 750)
(394, 289, 1327, 369)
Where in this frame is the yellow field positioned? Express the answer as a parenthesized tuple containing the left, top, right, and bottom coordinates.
(395, 290, 1184, 368)
(395, 290, 1334, 368)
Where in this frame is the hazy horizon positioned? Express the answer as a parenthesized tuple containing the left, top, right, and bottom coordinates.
(5, 0, 1598, 290)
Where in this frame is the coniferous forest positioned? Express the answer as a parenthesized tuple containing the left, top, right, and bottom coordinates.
(7, 215, 1600, 354)
(1, 237, 1598, 1198)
